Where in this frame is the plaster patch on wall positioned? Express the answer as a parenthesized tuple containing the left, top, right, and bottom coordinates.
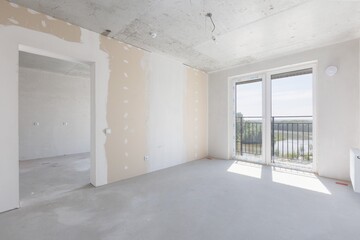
(8, 18, 19, 25)
(100, 36, 149, 183)
(9, 2, 19, 8)
(46, 15, 55, 21)
(184, 67, 208, 161)
(0, 0, 81, 42)
(27, 8, 39, 15)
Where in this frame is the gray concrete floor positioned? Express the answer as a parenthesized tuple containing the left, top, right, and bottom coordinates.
(19, 153, 91, 207)
(1, 157, 360, 240)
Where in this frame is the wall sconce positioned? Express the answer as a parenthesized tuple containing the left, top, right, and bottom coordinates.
(325, 66, 338, 77)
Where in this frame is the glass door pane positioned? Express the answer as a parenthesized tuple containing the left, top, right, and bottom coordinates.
(235, 79, 263, 163)
(271, 69, 313, 170)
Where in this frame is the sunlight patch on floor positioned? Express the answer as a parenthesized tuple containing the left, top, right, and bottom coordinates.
(227, 161, 262, 179)
(271, 167, 331, 195)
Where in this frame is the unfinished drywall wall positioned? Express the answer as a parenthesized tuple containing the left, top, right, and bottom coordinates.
(19, 67, 90, 160)
(100, 36, 148, 183)
(0, 0, 208, 212)
(209, 39, 360, 181)
(101, 38, 208, 183)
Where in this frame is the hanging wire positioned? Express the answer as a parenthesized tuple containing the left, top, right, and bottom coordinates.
(205, 13, 217, 43)
(206, 13, 216, 33)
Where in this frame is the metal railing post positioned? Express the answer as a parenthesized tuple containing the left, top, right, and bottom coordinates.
(240, 117, 243, 156)
(271, 117, 275, 159)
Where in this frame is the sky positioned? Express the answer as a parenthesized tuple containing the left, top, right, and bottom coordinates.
(236, 74, 313, 117)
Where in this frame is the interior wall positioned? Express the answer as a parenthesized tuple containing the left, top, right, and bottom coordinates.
(209, 39, 360, 181)
(19, 67, 90, 160)
(0, 0, 208, 213)
(100, 37, 208, 183)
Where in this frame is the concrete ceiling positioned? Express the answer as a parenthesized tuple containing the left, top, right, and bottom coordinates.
(11, 0, 360, 72)
(19, 52, 90, 78)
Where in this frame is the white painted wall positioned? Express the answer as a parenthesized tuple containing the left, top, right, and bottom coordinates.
(209, 39, 360, 181)
(19, 67, 90, 160)
(147, 54, 186, 172)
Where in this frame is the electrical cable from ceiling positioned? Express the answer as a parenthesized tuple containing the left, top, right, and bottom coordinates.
(205, 12, 217, 43)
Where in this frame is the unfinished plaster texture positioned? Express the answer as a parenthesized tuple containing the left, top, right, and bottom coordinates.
(9, 0, 360, 71)
(1, 158, 360, 239)
(0, 0, 208, 213)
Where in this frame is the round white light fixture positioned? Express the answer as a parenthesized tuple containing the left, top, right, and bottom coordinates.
(325, 66, 338, 77)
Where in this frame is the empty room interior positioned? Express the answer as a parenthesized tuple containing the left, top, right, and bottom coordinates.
(1, 0, 360, 239)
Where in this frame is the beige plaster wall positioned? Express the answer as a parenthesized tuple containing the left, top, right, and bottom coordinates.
(100, 36, 149, 183)
(184, 68, 208, 162)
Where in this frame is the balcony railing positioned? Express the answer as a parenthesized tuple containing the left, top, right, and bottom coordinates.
(235, 116, 313, 164)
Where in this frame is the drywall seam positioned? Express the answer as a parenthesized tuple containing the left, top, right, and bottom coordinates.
(184, 67, 208, 162)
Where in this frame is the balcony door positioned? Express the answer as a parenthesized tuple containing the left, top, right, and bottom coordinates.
(234, 65, 315, 171)
(270, 68, 313, 171)
(235, 78, 265, 163)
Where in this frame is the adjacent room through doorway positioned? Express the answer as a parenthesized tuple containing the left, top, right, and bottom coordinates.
(18, 51, 91, 206)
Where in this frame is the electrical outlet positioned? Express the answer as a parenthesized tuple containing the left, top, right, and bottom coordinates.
(144, 155, 149, 161)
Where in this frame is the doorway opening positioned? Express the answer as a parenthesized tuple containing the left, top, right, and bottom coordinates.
(233, 64, 315, 172)
(18, 51, 91, 206)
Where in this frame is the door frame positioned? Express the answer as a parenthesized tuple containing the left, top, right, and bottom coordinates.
(232, 74, 266, 164)
(229, 61, 318, 172)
